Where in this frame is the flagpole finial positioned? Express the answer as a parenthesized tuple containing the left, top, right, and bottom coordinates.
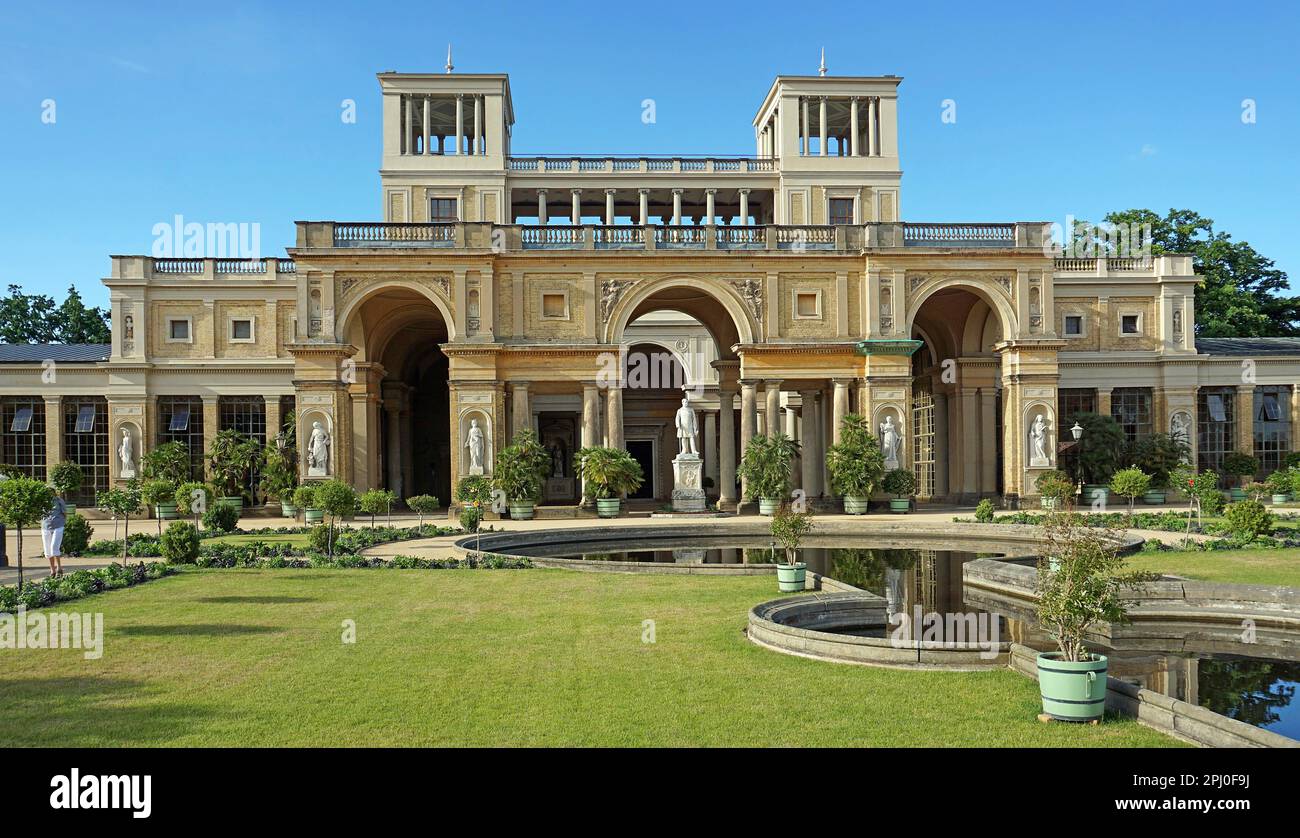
(446, 44, 454, 74)
(818, 47, 827, 77)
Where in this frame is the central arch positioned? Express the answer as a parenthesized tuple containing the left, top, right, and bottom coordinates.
(606, 276, 756, 353)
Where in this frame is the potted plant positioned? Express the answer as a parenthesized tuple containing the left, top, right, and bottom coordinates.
(141, 479, 178, 533)
(406, 494, 441, 529)
(0, 475, 56, 589)
(260, 438, 298, 517)
(881, 468, 915, 513)
(1034, 512, 1144, 722)
(1034, 469, 1073, 510)
(492, 429, 551, 520)
(293, 485, 323, 523)
(1108, 466, 1151, 517)
(1222, 452, 1259, 501)
(143, 440, 192, 482)
(770, 503, 814, 592)
(573, 446, 644, 518)
(737, 433, 798, 516)
(174, 481, 213, 527)
(207, 429, 260, 514)
(825, 414, 884, 514)
(48, 460, 84, 516)
(1264, 470, 1293, 504)
(1128, 432, 1187, 504)
(1070, 412, 1125, 504)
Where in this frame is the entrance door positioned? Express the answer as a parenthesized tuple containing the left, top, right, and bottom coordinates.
(627, 440, 655, 499)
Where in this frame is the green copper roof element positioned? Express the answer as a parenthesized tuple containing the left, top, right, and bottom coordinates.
(854, 339, 924, 357)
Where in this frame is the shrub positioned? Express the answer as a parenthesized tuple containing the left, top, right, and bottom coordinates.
(572, 446, 646, 501)
(825, 414, 885, 498)
(142, 440, 192, 485)
(882, 468, 916, 498)
(770, 503, 814, 566)
(1223, 499, 1273, 542)
(141, 479, 178, 535)
(1034, 469, 1075, 504)
(1109, 467, 1152, 515)
(1264, 469, 1294, 497)
(160, 521, 201, 564)
(175, 481, 214, 525)
(493, 429, 551, 504)
(202, 502, 240, 533)
(736, 433, 798, 502)
(1069, 412, 1126, 485)
(49, 460, 85, 500)
(292, 485, 318, 510)
(1128, 432, 1189, 490)
(315, 479, 358, 558)
(358, 488, 396, 528)
(1200, 490, 1226, 517)
(406, 494, 440, 527)
(207, 428, 260, 499)
(974, 498, 996, 523)
(459, 505, 482, 533)
(61, 513, 93, 556)
(454, 475, 493, 506)
(308, 524, 332, 553)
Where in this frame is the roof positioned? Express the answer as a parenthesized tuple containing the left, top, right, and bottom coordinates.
(0, 344, 110, 363)
(1196, 337, 1300, 356)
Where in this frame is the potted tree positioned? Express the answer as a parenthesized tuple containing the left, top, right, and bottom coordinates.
(260, 438, 299, 517)
(315, 479, 357, 558)
(770, 503, 814, 592)
(97, 480, 143, 564)
(1222, 452, 1259, 501)
(1108, 466, 1151, 517)
(573, 446, 645, 518)
(142, 440, 191, 521)
(1129, 432, 1188, 504)
(1034, 511, 1144, 722)
(406, 494, 441, 530)
(48, 460, 84, 516)
(1069, 412, 1125, 504)
(882, 468, 915, 513)
(174, 481, 213, 528)
(141, 479, 178, 533)
(825, 414, 884, 514)
(1034, 469, 1074, 510)
(1263, 469, 1293, 504)
(492, 429, 551, 520)
(293, 485, 323, 524)
(737, 433, 798, 516)
(0, 476, 56, 589)
(207, 429, 260, 515)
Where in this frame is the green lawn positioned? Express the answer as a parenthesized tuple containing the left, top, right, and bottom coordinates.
(1124, 547, 1300, 588)
(205, 533, 310, 547)
(0, 569, 1177, 747)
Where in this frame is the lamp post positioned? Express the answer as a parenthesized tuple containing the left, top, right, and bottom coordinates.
(1070, 422, 1084, 500)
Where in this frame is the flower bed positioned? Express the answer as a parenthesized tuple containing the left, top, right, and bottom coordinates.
(0, 562, 175, 611)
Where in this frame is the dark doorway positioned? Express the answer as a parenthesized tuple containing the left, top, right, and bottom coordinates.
(628, 440, 655, 499)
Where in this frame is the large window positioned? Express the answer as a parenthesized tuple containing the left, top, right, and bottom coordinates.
(429, 198, 459, 223)
(219, 396, 266, 500)
(1111, 388, 1152, 442)
(63, 397, 108, 506)
(828, 198, 854, 226)
(1, 397, 46, 479)
(157, 397, 205, 480)
(1058, 389, 1097, 426)
(1198, 387, 1236, 475)
(1254, 386, 1292, 476)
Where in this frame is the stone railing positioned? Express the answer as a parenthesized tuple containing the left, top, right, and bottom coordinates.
(146, 257, 295, 278)
(507, 155, 776, 174)
(903, 222, 1015, 246)
(333, 222, 456, 247)
(1052, 255, 1186, 275)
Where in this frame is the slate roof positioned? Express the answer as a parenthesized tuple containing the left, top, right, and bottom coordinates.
(1195, 337, 1300, 356)
(0, 344, 111, 363)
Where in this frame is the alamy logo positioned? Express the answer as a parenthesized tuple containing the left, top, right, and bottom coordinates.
(50, 769, 151, 818)
(151, 214, 261, 259)
(0, 607, 103, 659)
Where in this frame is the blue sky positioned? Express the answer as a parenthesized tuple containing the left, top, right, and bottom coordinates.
(2, 0, 1296, 307)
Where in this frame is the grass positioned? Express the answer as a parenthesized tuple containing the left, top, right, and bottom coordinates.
(0, 569, 1178, 747)
(1124, 547, 1300, 588)
(204, 533, 310, 547)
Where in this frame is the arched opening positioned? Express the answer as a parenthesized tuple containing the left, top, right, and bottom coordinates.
(344, 286, 451, 502)
(613, 284, 747, 504)
(909, 285, 1006, 503)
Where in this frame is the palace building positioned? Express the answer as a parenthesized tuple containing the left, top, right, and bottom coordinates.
(2, 68, 1298, 510)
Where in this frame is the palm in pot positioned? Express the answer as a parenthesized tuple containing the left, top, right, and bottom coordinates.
(826, 414, 884, 514)
(492, 429, 551, 520)
(737, 433, 798, 515)
(573, 446, 644, 518)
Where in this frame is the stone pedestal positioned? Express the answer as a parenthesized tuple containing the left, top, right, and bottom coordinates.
(671, 453, 706, 513)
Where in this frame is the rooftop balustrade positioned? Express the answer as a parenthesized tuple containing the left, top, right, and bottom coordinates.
(507, 156, 776, 174)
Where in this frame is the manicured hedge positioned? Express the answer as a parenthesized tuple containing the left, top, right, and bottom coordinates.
(0, 562, 174, 611)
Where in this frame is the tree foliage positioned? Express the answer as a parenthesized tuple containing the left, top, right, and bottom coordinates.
(0, 284, 110, 344)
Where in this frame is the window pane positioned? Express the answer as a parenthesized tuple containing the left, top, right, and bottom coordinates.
(74, 405, 96, 433)
(1208, 395, 1226, 422)
(169, 406, 191, 432)
(829, 199, 853, 225)
(430, 199, 458, 222)
(10, 407, 32, 433)
(232, 320, 251, 340)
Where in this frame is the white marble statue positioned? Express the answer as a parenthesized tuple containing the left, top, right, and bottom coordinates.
(307, 421, 331, 477)
(118, 428, 136, 478)
(466, 418, 485, 474)
(879, 414, 903, 469)
(675, 397, 699, 457)
(1029, 413, 1051, 468)
(1171, 412, 1191, 443)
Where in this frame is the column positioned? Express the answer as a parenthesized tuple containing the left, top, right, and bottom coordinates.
(850, 97, 860, 157)
(510, 382, 530, 438)
(818, 97, 828, 156)
(385, 402, 403, 496)
(704, 411, 718, 485)
(801, 98, 809, 156)
(960, 388, 978, 499)
(606, 385, 624, 450)
(581, 385, 600, 504)
(605, 189, 616, 226)
(785, 404, 800, 490)
(202, 396, 220, 480)
(868, 97, 879, 156)
(671, 189, 683, 225)
(764, 380, 782, 437)
(638, 189, 649, 226)
(799, 391, 819, 496)
(399, 394, 413, 500)
(704, 189, 716, 225)
(933, 393, 949, 499)
(423, 96, 431, 156)
(570, 189, 581, 225)
(832, 379, 850, 444)
(738, 189, 750, 225)
(980, 388, 997, 495)
(537, 189, 548, 225)
(454, 94, 464, 155)
(718, 388, 738, 509)
(809, 392, 824, 497)
(42, 396, 62, 481)
(1236, 385, 1255, 456)
(403, 95, 413, 154)
(473, 95, 483, 155)
(1096, 387, 1113, 419)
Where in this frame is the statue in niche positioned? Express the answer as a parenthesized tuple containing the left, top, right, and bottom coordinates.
(879, 414, 903, 469)
(118, 428, 136, 478)
(1029, 413, 1051, 468)
(675, 397, 699, 457)
(466, 418, 485, 475)
(307, 421, 331, 476)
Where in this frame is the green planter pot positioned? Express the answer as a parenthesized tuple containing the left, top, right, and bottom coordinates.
(1229, 487, 1247, 502)
(596, 497, 621, 518)
(758, 498, 780, 516)
(303, 508, 324, 524)
(776, 562, 807, 593)
(218, 496, 243, 514)
(889, 498, 910, 514)
(1082, 485, 1109, 504)
(509, 501, 536, 520)
(1142, 490, 1166, 505)
(1037, 652, 1108, 722)
(280, 502, 298, 518)
(1272, 494, 1291, 505)
(842, 496, 869, 515)
(154, 503, 178, 520)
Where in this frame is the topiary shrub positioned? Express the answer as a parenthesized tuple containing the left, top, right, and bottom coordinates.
(974, 498, 996, 523)
(308, 524, 332, 553)
(1223, 499, 1273, 542)
(459, 505, 482, 533)
(61, 513, 93, 556)
(1200, 490, 1226, 517)
(160, 521, 201, 564)
(201, 502, 239, 533)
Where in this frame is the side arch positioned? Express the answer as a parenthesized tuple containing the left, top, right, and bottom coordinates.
(334, 278, 457, 346)
(904, 278, 1017, 342)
